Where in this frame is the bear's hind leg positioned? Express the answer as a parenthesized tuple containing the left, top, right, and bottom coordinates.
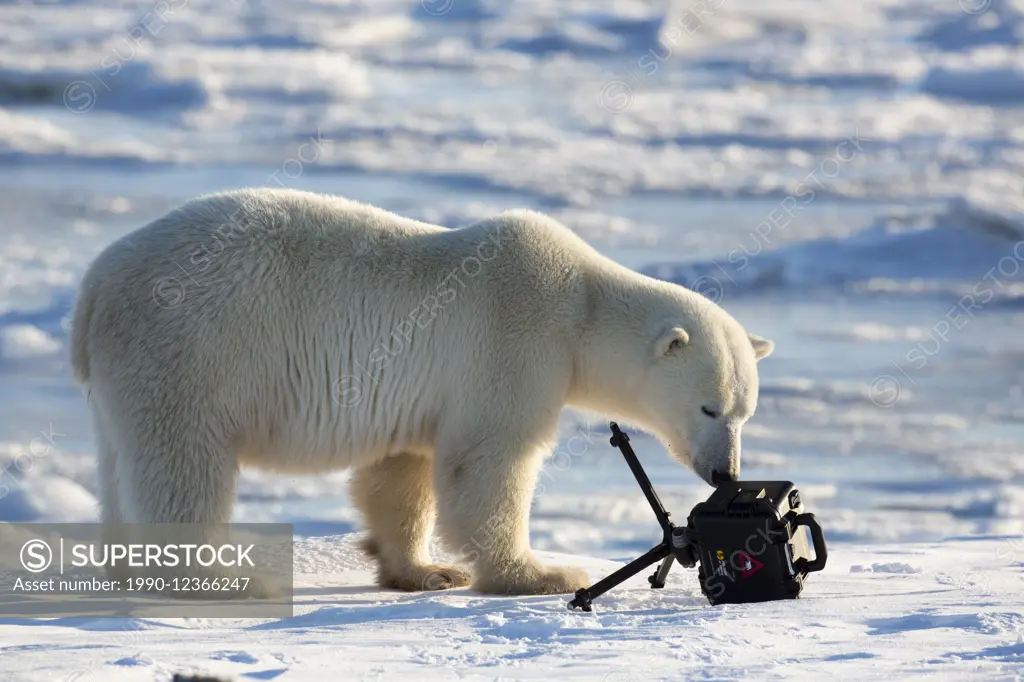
(115, 425, 278, 598)
(118, 428, 237, 525)
(92, 408, 133, 584)
(351, 453, 470, 591)
(92, 409, 123, 526)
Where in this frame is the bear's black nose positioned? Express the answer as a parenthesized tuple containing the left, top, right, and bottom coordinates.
(711, 470, 737, 485)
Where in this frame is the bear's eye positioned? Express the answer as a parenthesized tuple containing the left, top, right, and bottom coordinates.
(701, 406, 719, 419)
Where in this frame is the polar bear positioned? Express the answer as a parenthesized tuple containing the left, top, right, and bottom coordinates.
(70, 188, 773, 596)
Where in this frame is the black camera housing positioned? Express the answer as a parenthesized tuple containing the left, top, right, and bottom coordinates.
(689, 481, 826, 605)
(568, 424, 827, 612)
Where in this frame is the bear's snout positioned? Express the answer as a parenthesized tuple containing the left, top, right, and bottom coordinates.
(691, 426, 740, 488)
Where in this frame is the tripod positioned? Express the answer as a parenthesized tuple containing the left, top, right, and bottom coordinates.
(567, 423, 697, 612)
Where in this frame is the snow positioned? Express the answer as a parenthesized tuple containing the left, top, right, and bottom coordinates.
(1, 0, 1024, 677)
(2, 534, 1023, 680)
(0, 474, 97, 523)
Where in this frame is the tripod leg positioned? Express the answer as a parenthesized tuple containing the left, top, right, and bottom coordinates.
(648, 556, 674, 589)
(568, 544, 670, 611)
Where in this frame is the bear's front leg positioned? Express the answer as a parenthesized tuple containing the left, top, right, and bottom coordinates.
(433, 430, 589, 596)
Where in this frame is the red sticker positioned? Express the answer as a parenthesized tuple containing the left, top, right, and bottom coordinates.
(736, 552, 764, 577)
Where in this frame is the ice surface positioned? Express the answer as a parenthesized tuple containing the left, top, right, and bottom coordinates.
(0, 534, 1021, 680)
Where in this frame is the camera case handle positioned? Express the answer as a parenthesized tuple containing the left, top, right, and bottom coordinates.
(793, 513, 828, 574)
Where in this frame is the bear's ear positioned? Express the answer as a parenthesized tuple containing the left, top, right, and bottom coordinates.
(655, 327, 690, 357)
(749, 334, 774, 361)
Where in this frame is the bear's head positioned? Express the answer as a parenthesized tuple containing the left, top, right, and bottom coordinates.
(622, 290, 773, 488)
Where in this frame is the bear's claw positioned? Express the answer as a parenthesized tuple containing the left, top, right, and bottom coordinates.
(378, 563, 472, 592)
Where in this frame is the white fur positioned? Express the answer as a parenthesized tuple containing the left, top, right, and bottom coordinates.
(70, 188, 773, 595)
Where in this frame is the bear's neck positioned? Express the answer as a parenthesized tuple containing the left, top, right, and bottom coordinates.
(567, 262, 663, 428)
